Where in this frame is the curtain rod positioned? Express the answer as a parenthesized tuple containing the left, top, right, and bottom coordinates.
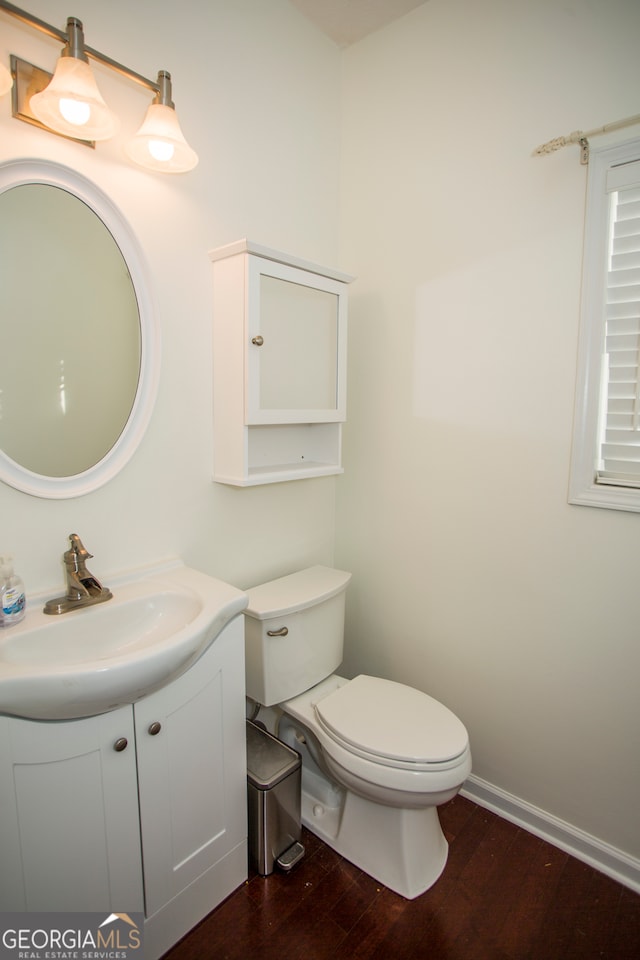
(533, 113, 640, 165)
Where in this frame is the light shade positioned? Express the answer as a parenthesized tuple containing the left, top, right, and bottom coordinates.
(29, 55, 118, 141)
(0, 60, 13, 96)
(126, 102, 198, 174)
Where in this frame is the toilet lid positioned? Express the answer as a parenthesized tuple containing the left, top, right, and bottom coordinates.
(315, 675, 468, 764)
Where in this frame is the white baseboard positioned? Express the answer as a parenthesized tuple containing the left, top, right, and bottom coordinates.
(461, 774, 640, 895)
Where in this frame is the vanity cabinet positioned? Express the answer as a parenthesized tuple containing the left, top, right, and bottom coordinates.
(211, 239, 354, 485)
(0, 616, 247, 960)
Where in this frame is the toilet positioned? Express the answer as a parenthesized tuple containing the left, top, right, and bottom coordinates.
(243, 565, 471, 899)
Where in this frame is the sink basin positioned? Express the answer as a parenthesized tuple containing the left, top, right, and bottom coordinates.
(0, 562, 248, 720)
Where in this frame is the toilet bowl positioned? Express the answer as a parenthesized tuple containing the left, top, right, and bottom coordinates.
(276, 673, 471, 898)
(243, 566, 472, 899)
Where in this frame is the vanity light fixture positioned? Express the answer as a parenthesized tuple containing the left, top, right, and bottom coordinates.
(126, 70, 198, 174)
(28, 16, 118, 141)
(0, 1, 198, 173)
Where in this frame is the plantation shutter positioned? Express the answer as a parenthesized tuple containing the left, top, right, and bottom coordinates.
(597, 158, 640, 487)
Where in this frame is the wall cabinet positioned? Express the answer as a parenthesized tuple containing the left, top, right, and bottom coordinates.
(0, 617, 247, 960)
(211, 239, 354, 485)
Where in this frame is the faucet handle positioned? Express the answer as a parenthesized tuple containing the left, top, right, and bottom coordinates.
(64, 533, 93, 566)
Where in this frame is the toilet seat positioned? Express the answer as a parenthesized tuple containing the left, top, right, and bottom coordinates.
(282, 673, 472, 796)
(314, 675, 469, 771)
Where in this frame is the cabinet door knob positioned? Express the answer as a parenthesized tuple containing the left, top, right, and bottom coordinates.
(148, 721, 162, 736)
(113, 737, 128, 752)
(267, 626, 289, 637)
(251, 335, 264, 346)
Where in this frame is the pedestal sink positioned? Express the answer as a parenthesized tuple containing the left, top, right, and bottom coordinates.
(0, 561, 248, 720)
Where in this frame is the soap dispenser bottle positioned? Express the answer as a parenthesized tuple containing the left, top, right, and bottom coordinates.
(0, 555, 26, 626)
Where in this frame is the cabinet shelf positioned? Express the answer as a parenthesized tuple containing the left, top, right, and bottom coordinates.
(211, 240, 353, 486)
(213, 424, 343, 485)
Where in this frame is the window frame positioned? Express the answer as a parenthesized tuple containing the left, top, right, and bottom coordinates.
(569, 135, 640, 513)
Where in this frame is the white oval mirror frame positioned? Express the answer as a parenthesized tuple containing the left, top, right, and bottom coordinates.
(0, 159, 160, 499)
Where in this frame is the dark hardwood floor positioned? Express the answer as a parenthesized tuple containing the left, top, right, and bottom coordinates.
(162, 795, 640, 960)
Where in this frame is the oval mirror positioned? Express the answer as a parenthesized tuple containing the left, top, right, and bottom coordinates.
(0, 159, 159, 498)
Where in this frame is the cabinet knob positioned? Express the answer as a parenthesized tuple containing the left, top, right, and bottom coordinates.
(267, 626, 289, 637)
(148, 721, 162, 736)
(113, 737, 128, 752)
(251, 335, 264, 346)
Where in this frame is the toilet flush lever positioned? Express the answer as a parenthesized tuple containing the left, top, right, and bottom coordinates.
(267, 626, 288, 637)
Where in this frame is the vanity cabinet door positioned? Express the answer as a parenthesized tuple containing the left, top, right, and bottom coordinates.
(135, 616, 247, 951)
(0, 706, 143, 911)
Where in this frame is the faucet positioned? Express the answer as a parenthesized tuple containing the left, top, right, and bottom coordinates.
(43, 534, 113, 615)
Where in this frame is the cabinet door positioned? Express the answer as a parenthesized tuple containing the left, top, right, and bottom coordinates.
(135, 617, 247, 920)
(246, 257, 347, 424)
(0, 707, 143, 911)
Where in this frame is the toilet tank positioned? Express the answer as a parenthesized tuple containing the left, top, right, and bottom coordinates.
(244, 565, 352, 706)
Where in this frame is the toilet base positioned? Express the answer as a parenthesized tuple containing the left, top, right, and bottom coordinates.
(299, 766, 448, 899)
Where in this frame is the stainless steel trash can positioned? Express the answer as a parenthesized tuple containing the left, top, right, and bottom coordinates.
(246, 720, 305, 875)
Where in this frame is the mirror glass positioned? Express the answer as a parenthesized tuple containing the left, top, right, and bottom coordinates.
(0, 160, 159, 498)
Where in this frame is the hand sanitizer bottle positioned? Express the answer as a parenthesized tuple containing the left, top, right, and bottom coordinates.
(0, 555, 26, 627)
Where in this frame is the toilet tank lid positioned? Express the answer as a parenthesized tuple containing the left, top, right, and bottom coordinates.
(245, 565, 351, 619)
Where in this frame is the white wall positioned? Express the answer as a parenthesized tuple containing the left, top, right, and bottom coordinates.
(336, 0, 640, 866)
(0, 0, 342, 593)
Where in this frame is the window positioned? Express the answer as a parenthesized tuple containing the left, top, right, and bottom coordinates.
(569, 136, 640, 512)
